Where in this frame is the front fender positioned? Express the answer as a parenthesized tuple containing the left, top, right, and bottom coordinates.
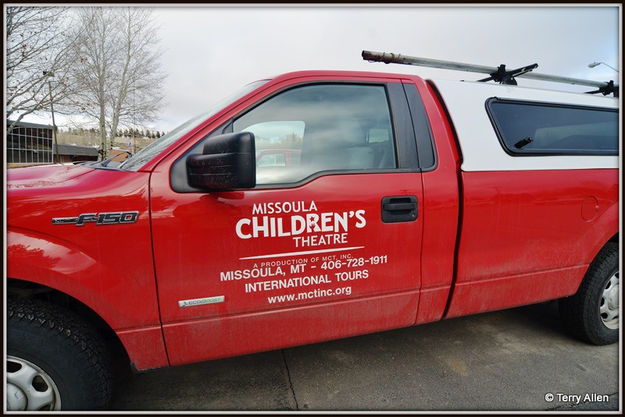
(7, 166, 170, 370)
(7, 227, 160, 330)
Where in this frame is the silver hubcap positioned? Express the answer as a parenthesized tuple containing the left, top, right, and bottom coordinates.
(6, 356, 61, 411)
(599, 271, 619, 330)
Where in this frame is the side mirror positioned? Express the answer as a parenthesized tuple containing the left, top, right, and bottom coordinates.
(187, 132, 256, 190)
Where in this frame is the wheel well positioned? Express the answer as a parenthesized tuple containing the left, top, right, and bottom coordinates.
(609, 233, 618, 243)
(7, 279, 131, 377)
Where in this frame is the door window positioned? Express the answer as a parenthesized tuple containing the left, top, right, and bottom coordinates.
(233, 84, 397, 185)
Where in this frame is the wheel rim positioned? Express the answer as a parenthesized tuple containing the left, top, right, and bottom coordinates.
(6, 355, 61, 411)
(599, 271, 619, 330)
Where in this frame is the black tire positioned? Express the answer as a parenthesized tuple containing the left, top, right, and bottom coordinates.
(559, 242, 619, 345)
(7, 298, 113, 410)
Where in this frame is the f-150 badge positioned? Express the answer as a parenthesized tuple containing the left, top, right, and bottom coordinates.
(52, 211, 139, 226)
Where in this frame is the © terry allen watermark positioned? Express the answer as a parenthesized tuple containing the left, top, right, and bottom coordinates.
(544, 392, 610, 405)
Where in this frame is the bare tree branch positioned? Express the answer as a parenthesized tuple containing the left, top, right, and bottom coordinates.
(66, 7, 166, 158)
(6, 6, 78, 131)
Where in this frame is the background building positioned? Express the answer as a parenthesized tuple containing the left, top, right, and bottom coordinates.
(6, 120, 53, 164)
(7, 120, 99, 166)
(53, 143, 98, 163)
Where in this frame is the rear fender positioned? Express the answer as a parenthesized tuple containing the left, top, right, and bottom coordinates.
(577, 200, 620, 285)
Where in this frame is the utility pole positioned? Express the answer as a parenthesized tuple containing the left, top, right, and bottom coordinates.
(44, 71, 60, 163)
(133, 79, 136, 154)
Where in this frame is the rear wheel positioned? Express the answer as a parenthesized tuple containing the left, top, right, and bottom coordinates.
(560, 242, 619, 345)
(7, 298, 113, 410)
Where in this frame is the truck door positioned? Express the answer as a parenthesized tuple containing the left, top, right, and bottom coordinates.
(149, 78, 424, 365)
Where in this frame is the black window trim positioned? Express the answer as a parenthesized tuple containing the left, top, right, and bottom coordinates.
(171, 80, 421, 193)
(485, 97, 619, 157)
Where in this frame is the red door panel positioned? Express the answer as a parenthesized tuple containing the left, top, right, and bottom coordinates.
(150, 172, 423, 361)
(151, 173, 423, 323)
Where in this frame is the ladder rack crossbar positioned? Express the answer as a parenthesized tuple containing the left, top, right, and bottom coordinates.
(362, 50, 614, 89)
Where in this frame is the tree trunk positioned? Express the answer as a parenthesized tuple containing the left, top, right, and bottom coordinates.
(108, 9, 132, 157)
(99, 112, 107, 160)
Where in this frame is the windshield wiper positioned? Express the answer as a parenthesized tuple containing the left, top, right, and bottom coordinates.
(100, 150, 133, 167)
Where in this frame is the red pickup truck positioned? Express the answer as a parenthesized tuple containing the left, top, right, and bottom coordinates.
(7, 70, 619, 410)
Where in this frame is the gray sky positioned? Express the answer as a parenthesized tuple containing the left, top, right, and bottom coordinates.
(22, 5, 622, 132)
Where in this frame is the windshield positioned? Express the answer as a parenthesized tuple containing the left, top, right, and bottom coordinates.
(120, 80, 268, 171)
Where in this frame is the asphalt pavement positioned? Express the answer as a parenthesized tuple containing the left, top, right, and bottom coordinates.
(110, 301, 620, 411)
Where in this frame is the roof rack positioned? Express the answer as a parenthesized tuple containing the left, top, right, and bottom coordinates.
(362, 50, 619, 97)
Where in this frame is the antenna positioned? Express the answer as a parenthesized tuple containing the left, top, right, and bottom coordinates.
(362, 50, 619, 97)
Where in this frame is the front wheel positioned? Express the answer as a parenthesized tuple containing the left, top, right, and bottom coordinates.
(7, 298, 113, 410)
(560, 242, 619, 345)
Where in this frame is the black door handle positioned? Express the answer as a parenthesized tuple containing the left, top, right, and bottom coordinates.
(381, 196, 418, 223)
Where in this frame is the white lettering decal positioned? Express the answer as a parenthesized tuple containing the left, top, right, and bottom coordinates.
(236, 218, 252, 239)
(236, 201, 365, 241)
(354, 210, 366, 228)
